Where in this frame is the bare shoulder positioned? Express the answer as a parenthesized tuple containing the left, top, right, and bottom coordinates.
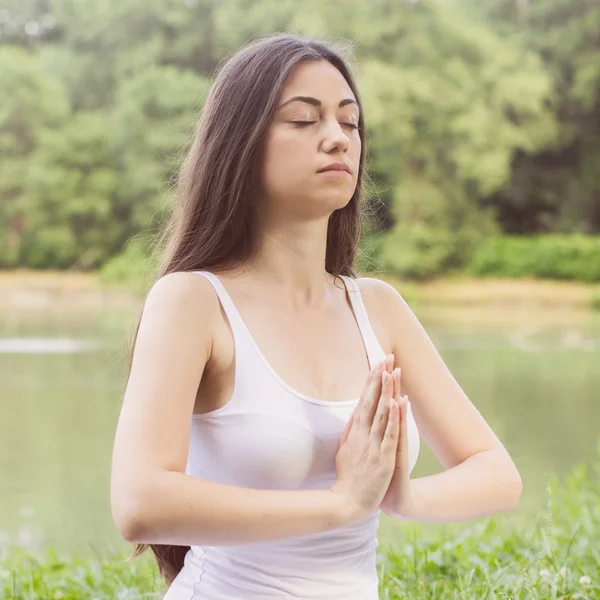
(351, 276, 406, 356)
(354, 275, 408, 313)
(144, 271, 220, 318)
(139, 271, 222, 357)
(353, 276, 415, 355)
(146, 270, 217, 301)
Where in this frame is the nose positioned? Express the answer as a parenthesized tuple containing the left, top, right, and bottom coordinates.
(320, 118, 350, 154)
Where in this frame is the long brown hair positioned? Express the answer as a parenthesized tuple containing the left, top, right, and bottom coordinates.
(123, 32, 371, 587)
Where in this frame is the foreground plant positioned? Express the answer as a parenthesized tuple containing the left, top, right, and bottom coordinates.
(1, 456, 599, 599)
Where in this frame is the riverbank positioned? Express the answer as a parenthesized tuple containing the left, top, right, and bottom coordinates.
(1, 269, 599, 312)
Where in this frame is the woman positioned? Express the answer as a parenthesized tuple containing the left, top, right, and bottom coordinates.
(110, 33, 523, 599)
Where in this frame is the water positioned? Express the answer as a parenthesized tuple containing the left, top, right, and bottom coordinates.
(1, 302, 599, 557)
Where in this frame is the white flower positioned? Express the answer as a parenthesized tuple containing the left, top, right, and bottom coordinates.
(579, 575, 592, 586)
(539, 569, 551, 582)
(559, 567, 570, 578)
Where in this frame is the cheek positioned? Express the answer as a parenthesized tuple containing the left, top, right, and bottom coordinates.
(265, 130, 308, 164)
(261, 131, 309, 186)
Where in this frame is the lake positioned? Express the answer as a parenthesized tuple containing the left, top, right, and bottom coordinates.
(1, 297, 599, 557)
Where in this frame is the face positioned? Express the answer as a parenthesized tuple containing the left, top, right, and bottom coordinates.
(259, 60, 362, 220)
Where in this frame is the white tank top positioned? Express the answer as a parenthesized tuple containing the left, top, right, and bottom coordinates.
(163, 271, 421, 600)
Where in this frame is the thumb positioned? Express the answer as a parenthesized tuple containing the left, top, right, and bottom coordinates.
(339, 409, 356, 447)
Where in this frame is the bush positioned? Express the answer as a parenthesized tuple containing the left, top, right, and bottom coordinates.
(99, 236, 160, 287)
(468, 235, 600, 282)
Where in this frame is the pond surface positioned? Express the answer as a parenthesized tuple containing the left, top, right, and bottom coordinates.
(1, 300, 599, 556)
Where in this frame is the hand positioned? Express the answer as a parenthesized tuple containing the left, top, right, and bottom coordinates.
(380, 354, 414, 518)
(330, 361, 400, 523)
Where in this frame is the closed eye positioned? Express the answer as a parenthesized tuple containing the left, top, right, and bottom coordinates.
(292, 121, 358, 129)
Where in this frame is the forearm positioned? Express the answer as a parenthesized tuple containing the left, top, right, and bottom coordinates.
(391, 450, 522, 522)
(115, 471, 355, 545)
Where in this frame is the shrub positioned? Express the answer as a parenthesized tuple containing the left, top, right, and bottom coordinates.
(468, 235, 600, 282)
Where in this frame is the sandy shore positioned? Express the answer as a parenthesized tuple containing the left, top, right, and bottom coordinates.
(1, 269, 598, 314)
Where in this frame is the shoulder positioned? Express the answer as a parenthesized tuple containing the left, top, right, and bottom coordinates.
(348, 275, 408, 355)
(139, 271, 222, 352)
(353, 275, 408, 313)
(353, 276, 414, 354)
(144, 271, 220, 316)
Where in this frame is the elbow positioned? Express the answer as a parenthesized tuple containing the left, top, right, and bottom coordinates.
(114, 510, 147, 543)
(111, 485, 152, 543)
(486, 449, 523, 512)
(112, 500, 146, 543)
(503, 461, 523, 511)
(509, 472, 523, 510)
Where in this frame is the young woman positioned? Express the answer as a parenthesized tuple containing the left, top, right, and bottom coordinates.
(110, 33, 523, 599)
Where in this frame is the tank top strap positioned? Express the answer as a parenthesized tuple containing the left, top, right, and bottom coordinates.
(191, 271, 253, 345)
(340, 275, 387, 369)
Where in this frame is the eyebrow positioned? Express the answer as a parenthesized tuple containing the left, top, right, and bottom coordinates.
(278, 96, 359, 112)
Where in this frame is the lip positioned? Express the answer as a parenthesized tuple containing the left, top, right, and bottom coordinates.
(317, 162, 352, 174)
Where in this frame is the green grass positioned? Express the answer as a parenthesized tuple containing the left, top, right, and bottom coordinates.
(2, 450, 599, 599)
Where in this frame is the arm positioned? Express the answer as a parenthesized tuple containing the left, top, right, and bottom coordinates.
(110, 272, 355, 546)
(386, 449, 522, 522)
(361, 278, 523, 522)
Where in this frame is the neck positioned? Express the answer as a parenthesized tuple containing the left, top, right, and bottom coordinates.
(243, 219, 334, 307)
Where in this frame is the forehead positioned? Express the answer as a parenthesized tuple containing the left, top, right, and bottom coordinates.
(279, 60, 356, 105)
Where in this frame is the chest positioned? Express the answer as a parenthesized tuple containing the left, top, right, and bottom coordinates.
(196, 288, 390, 414)
(237, 299, 382, 392)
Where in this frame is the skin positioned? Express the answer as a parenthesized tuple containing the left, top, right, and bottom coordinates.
(110, 60, 522, 547)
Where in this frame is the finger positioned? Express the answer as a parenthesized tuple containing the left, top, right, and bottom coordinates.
(394, 395, 409, 471)
(384, 353, 394, 374)
(370, 370, 394, 440)
(339, 408, 355, 447)
(358, 363, 385, 429)
(353, 361, 380, 427)
(392, 367, 402, 402)
(381, 397, 400, 455)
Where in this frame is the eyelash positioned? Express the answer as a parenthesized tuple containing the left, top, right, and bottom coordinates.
(293, 121, 359, 130)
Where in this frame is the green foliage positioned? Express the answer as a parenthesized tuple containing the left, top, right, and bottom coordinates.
(460, 0, 600, 234)
(0, 0, 598, 279)
(0, 546, 163, 599)
(2, 450, 599, 598)
(376, 179, 501, 279)
(99, 235, 160, 288)
(22, 111, 122, 269)
(468, 235, 600, 282)
(0, 46, 69, 267)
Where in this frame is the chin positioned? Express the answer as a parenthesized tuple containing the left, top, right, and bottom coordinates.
(324, 190, 354, 210)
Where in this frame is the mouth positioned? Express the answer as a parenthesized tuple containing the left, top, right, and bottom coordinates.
(317, 169, 351, 178)
(317, 164, 352, 175)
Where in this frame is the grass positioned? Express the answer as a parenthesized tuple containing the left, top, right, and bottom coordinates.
(2, 446, 599, 600)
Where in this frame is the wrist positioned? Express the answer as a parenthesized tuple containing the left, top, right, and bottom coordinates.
(382, 480, 416, 520)
(327, 486, 362, 527)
